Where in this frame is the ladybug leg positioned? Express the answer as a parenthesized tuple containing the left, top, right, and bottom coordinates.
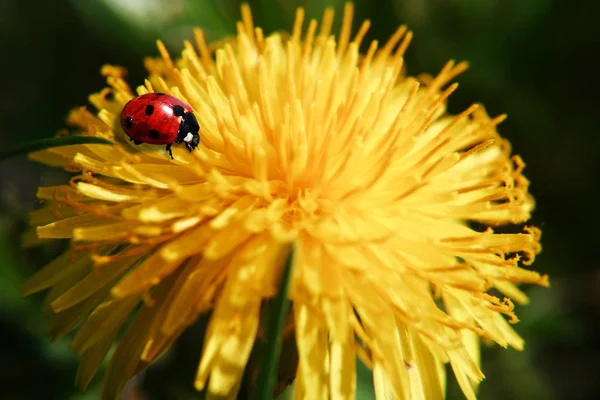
(165, 143, 174, 159)
(133, 140, 143, 145)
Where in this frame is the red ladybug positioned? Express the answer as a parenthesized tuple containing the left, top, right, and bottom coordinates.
(120, 93, 200, 159)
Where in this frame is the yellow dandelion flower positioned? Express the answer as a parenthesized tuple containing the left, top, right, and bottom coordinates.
(23, 3, 548, 400)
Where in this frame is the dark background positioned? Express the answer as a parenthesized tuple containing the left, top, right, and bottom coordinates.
(1, 0, 598, 399)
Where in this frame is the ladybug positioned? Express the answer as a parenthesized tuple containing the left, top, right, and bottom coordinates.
(120, 93, 200, 159)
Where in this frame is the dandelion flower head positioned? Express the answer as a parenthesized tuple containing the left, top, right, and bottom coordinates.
(23, 3, 548, 400)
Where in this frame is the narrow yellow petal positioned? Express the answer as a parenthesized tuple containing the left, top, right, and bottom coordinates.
(291, 236, 338, 299)
(360, 305, 411, 400)
(329, 340, 356, 400)
(121, 195, 193, 222)
(493, 280, 529, 305)
(450, 359, 479, 400)
(29, 148, 74, 167)
(141, 257, 204, 362)
(76, 182, 140, 202)
(37, 214, 105, 239)
(30, 205, 79, 226)
(162, 256, 230, 336)
(52, 256, 136, 312)
(22, 227, 47, 248)
(76, 331, 118, 390)
(196, 237, 277, 394)
(294, 303, 329, 400)
(491, 312, 525, 350)
(73, 222, 139, 242)
(112, 249, 184, 298)
(206, 303, 260, 396)
(409, 330, 445, 400)
(22, 250, 90, 295)
(159, 223, 212, 262)
(71, 296, 141, 354)
(36, 185, 83, 201)
(48, 287, 110, 341)
(203, 219, 254, 260)
(127, 163, 203, 185)
(102, 276, 175, 400)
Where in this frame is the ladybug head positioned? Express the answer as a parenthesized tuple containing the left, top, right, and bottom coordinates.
(178, 112, 201, 151)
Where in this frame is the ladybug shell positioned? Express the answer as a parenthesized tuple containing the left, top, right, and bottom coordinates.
(120, 93, 193, 145)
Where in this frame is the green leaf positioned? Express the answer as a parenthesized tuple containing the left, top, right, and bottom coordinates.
(0, 136, 114, 160)
(255, 246, 295, 400)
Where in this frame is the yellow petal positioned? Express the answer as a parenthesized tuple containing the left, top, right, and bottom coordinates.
(102, 275, 175, 400)
(52, 256, 137, 312)
(36, 185, 84, 201)
(141, 256, 204, 362)
(294, 303, 329, 400)
(73, 222, 139, 242)
(359, 300, 414, 400)
(48, 287, 110, 341)
(111, 248, 184, 298)
(203, 219, 254, 260)
(329, 340, 356, 400)
(29, 147, 75, 167)
(71, 296, 141, 354)
(76, 182, 141, 202)
(22, 228, 47, 248)
(131, 163, 203, 185)
(38, 214, 109, 239)
(30, 206, 79, 226)
(196, 238, 276, 394)
(373, 364, 397, 400)
(409, 329, 445, 400)
(22, 249, 90, 295)
(493, 280, 529, 305)
(205, 303, 260, 396)
(162, 256, 229, 336)
(76, 331, 118, 390)
(121, 195, 194, 222)
(159, 223, 212, 262)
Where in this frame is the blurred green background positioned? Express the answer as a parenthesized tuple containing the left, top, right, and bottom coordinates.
(1, 0, 598, 399)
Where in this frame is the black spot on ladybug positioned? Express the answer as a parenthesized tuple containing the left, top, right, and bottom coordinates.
(124, 116, 133, 129)
(104, 91, 115, 101)
(172, 105, 185, 117)
(145, 104, 154, 116)
(148, 129, 161, 139)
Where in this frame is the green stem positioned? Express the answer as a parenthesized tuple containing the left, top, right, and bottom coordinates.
(254, 246, 295, 400)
